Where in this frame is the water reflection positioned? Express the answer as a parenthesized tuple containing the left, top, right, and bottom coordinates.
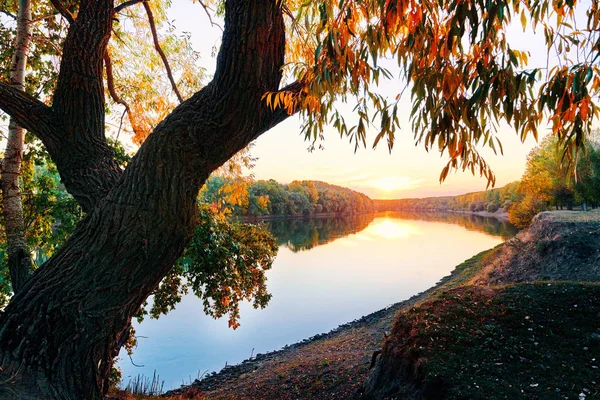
(364, 219, 423, 240)
(261, 211, 516, 252)
(379, 211, 519, 239)
(120, 212, 516, 389)
(261, 214, 375, 252)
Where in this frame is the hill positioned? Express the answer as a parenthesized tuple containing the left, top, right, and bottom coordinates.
(202, 178, 375, 217)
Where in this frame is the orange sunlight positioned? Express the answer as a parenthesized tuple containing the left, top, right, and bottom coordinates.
(362, 219, 422, 240)
(369, 176, 423, 193)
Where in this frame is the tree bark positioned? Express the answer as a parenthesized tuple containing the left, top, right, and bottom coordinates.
(0, 0, 287, 398)
(1, 0, 33, 293)
(0, 0, 123, 214)
(49, 0, 124, 212)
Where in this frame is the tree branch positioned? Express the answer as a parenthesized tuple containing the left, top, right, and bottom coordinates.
(143, 1, 184, 103)
(41, 0, 124, 212)
(0, 81, 57, 138)
(198, 1, 223, 31)
(104, 51, 139, 139)
(31, 12, 61, 24)
(0, 10, 17, 19)
(48, 0, 75, 24)
(261, 80, 304, 132)
(114, 0, 143, 13)
(0, 79, 123, 213)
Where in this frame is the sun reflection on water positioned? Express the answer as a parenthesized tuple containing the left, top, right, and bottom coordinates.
(362, 218, 422, 240)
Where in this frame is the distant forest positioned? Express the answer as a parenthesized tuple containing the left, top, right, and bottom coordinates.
(205, 136, 600, 228)
(201, 178, 375, 217)
(375, 137, 600, 228)
(374, 182, 521, 214)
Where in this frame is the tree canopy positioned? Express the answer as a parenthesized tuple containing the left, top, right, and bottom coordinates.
(267, 0, 600, 184)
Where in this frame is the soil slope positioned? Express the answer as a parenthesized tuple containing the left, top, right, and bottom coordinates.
(364, 211, 600, 399)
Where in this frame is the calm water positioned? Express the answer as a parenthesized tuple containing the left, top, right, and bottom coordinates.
(119, 212, 516, 389)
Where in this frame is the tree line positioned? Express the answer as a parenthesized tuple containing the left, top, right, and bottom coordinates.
(201, 178, 375, 217)
(376, 136, 600, 228)
(374, 182, 521, 215)
(507, 136, 600, 227)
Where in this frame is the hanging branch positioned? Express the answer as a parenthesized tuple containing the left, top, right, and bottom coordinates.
(142, 0, 183, 103)
(49, 0, 74, 24)
(114, 0, 144, 13)
(104, 51, 138, 141)
(198, 1, 223, 31)
(0, 10, 17, 19)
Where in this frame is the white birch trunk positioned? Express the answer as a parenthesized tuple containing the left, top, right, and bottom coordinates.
(1, 0, 33, 293)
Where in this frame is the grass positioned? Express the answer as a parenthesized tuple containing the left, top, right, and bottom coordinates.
(429, 244, 500, 293)
(109, 372, 205, 400)
(391, 282, 600, 399)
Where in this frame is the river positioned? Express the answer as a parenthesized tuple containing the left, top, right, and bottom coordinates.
(118, 211, 517, 390)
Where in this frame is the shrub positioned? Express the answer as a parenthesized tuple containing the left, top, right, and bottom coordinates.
(508, 197, 547, 228)
(487, 202, 500, 213)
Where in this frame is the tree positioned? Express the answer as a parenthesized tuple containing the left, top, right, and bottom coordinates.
(508, 136, 600, 227)
(1, 0, 33, 293)
(0, 0, 598, 398)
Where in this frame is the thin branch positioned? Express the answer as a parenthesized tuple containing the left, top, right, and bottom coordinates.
(104, 52, 131, 113)
(143, 1, 184, 103)
(128, 353, 144, 368)
(31, 30, 63, 55)
(104, 51, 136, 141)
(198, 1, 223, 31)
(48, 0, 75, 24)
(0, 10, 17, 19)
(114, 0, 144, 13)
(31, 12, 61, 24)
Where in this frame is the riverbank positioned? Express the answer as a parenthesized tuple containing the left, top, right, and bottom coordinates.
(159, 248, 500, 399)
(365, 210, 600, 399)
(161, 259, 466, 399)
(449, 208, 509, 220)
(111, 210, 599, 399)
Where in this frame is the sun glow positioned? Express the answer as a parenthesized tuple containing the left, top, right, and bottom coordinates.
(368, 176, 423, 192)
(364, 219, 421, 240)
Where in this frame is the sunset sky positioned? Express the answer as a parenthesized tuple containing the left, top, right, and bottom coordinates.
(164, 4, 575, 199)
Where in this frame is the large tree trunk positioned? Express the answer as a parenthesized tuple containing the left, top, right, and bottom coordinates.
(0, 1, 287, 398)
(1, 0, 33, 294)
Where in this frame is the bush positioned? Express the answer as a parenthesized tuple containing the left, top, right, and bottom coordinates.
(469, 201, 485, 212)
(487, 202, 500, 213)
(508, 197, 547, 228)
